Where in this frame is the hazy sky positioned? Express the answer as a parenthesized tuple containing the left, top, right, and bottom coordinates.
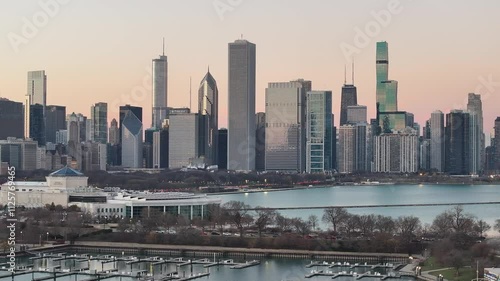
(1, 0, 500, 135)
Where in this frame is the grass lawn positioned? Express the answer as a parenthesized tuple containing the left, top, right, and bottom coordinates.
(420, 256, 443, 271)
(429, 268, 476, 281)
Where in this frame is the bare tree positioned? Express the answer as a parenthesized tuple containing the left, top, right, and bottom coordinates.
(396, 216, 421, 243)
(431, 211, 453, 238)
(254, 207, 277, 237)
(307, 215, 319, 231)
(291, 218, 311, 236)
(276, 214, 292, 234)
(375, 215, 395, 234)
(474, 220, 491, 237)
(449, 205, 476, 234)
(357, 214, 376, 236)
(494, 219, 500, 234)
(223, 201, 251, 237)
(322, 207, 349, 233)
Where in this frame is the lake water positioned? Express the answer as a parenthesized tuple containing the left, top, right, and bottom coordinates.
(218, 184, 500, 232)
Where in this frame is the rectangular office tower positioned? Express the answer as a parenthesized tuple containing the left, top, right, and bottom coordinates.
(339, 84, 357, 126)
(430, 110, 445, 172)
(445, 110, 470, 175)
(373, 130, 418, 173)
(265, 79, 311, 172)
(25, 70, 47, 139)
(306, 91, 333, 173)
(228, 39, 256, 171)
(91, 102, 108, 144)
(0, 99, 24, 140)
(169, 113, 199, 169)
(45, 105, 66, 143)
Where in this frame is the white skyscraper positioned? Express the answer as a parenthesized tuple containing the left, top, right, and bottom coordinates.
(152, 41, 168, 129)
(430, 110, 445, 172)
(121, 111, 143, 168)
(228, 39, 256, 171)
(169, 113, 199, 168)
(25, 70, 47, 139)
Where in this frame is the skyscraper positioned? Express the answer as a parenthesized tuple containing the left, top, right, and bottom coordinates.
(338, 125, 356, 173)
(494, 117, 500, 171)
(91, 102, 108, 144)
(218, 128, 228, 170)
(169, 113, 199, 168)
(29, 104, 45, 145)
(445, 110, 470, 175)
(430, 110, 445, 172)
(340, 85, 357, 126)
(373, 129, 418, 173)
(25, 70, 47, 139)
(108, 118, 119, 145)
(376, 42, 389, 112)
(346, 105, 367, 124)
(121, 110, 143, 168)
(306, 91, 333, 173)
(265, 79, 311, 172)
(198, 69, 219, 165)
(0, 98, 24, 140)
(45, 105, 66, 144)
(255, 112, 266, 171)
(228, 39, 256, 171)
(467, 93, 484, 174)
(152, 42, 168, 129)
(119, 105, 143, 144)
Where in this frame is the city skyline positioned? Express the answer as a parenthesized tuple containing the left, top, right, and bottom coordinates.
(1, 1, 500, 134)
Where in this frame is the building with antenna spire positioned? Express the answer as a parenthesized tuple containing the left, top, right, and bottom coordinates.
(152, 38, 168, 129)
(339, 62, 357, 126)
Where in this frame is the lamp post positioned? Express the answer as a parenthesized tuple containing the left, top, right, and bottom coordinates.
(46, 232, 49, 243)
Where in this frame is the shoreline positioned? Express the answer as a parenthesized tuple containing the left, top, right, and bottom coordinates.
(205, 182, 500, 196)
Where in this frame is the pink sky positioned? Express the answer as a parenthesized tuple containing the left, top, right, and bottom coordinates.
(1, 0, 499, 140)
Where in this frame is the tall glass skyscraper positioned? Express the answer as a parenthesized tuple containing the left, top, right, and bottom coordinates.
(430, 110, 445, 172)
(339, 84, 357, 126)
(467, 93, 484, 175)
(45, 105, 66, 143)
(306, 91, 333, 173)
(121, 110, 143, 168)
(265, 79, 311, 172)
(25, 70, 47, 139)
(376, 42, 389, 112)
(228, 39, 256, 171)
(91, 102, 108, 144)
(198, 69, 219, 165)
(152, 44, 168, 129)
(445, 110, 470, 175)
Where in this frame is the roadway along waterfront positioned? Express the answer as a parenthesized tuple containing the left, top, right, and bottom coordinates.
(217, 184, 500, 232)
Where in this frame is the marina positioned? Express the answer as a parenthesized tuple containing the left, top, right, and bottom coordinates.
(0, 248, 416, 281)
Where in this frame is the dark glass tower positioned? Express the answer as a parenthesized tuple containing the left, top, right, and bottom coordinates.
(45, 105, 66, 143)
(217, 128, 228, 170)
(29, 104, 45, 145)
(340, 85, 357, 126)
(0, 99, 24, 140)
(445, 110, 470, 175)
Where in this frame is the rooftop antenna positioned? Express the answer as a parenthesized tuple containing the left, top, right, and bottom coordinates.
(344, 65, 347, 85)
(162, 37, 165, 56)
(352, 57, 355, 84)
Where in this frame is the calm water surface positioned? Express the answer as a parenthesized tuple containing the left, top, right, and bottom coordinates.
(218, 184, 500, 230)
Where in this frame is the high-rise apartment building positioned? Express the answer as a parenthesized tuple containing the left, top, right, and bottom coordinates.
(467, 93, 484, 174)
(373, 130, 418, 173)
(25, 70, 47, 139)
(152, 44, 168, 129)
(306, 91, 333, 173)
(228, 39, 256, 171)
